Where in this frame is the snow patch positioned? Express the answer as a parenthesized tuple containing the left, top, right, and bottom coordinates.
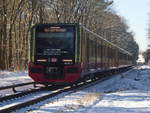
(0, 71, 32, 87)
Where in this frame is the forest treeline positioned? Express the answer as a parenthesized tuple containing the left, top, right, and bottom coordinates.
(148, 12, 150, 45)
(0, 0, 139, 70)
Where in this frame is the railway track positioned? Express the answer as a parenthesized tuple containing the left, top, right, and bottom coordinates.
(0, 82, 40, 102)
(0, 85, 64, 113)
(0, 86, 47, 102)
(0, 82, 36, 93)
(0, 77, 106, 113)
(0, 66, 133, 113)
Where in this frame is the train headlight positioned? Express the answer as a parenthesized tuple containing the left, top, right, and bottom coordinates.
(37, 59, 47, 62)
(63, 59, 72, 62)
(63, 59, 73, 65)
(51, 58, 58, 62)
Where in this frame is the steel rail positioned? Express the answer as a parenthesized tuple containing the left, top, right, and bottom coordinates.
(0, 87, 46, 102)
(0, 85, 65, 113)
(0, 82, 35, 91)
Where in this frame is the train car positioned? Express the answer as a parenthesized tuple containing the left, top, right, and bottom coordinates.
(28, 23, 132, 85)
(144, 49, 150, 63)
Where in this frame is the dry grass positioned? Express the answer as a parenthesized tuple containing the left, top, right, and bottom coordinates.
(77, 93, 103, 106)
(52, 92, 104, 113)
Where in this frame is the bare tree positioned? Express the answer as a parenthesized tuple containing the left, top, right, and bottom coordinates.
(0, 0, 138, 70)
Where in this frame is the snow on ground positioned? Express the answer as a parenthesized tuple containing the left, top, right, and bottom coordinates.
(1, 65, 150, 113)
(0, 71, 32, 87)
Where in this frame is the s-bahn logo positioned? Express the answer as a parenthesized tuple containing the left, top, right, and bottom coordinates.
(51, 58, 57, 62)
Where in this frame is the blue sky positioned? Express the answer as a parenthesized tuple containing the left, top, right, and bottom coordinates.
(113, 0, 150, 51)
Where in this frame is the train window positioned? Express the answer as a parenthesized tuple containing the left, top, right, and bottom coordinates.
(98, 44, 101, 62)
(104, 45, 107, 58)
(92, 40, 95, 58)
(89, 39, 92, 61)
(35, 32, 74, 52)
(109, 47, 112, 59)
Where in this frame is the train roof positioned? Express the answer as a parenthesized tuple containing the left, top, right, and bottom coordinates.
(32, 23, 78, 27)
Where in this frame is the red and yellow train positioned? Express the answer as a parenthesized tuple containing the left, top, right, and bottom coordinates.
(28, 23, 132, 85)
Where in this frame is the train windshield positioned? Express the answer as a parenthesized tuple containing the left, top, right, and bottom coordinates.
(36, 32, 75, 55)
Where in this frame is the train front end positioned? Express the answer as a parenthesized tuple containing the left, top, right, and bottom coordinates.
(28, 24, 81, 85)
